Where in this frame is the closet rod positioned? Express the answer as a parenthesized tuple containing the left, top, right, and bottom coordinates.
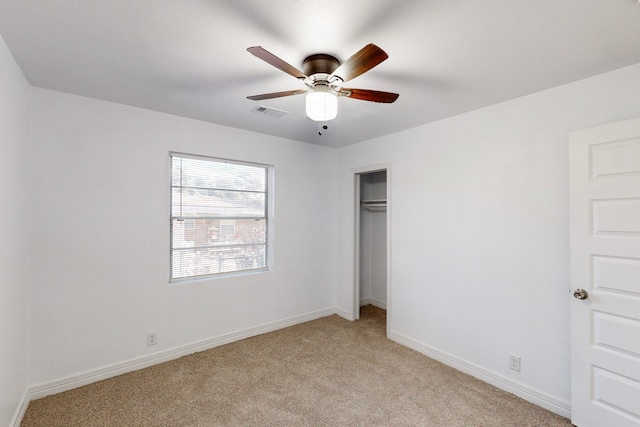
(362, 205, 386, 211)
(360, 199, 387, 211)
(360, 199, 386, 205)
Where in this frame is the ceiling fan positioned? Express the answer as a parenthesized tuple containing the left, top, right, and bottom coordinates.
(246, 43, 399, 122)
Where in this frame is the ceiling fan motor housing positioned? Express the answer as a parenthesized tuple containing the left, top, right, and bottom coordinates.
(302, 54, 340, 77)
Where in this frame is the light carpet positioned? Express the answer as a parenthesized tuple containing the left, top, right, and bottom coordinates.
(22, 306, 570, 426)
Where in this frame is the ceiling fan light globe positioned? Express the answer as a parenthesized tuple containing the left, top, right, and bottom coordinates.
(306, 91, 338, 121)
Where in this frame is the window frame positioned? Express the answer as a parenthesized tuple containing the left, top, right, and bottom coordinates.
(169, 152, 274, 283)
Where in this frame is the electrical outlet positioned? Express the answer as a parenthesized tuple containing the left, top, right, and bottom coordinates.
(509, 354, 521, 372)
(147, 331, 158, 346)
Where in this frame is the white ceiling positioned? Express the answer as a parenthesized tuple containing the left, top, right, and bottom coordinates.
(1, 1, 640, 148)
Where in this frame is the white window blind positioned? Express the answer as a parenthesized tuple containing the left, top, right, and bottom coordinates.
(170, 153, 271, 281)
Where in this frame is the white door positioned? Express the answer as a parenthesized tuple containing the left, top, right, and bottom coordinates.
(569, 117, 640, 427)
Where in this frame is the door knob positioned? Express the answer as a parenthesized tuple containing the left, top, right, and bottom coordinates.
(573, 288, 589, 300)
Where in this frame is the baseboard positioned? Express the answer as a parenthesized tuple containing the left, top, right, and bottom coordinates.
(25, 307, 337, 403)
(333, 306, 353, 321)
(9, 388, 30, 427)
(360, 297, 387, 310)
(389, 330, 571, 419)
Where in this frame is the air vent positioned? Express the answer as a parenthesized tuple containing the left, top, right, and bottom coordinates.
(250, 105, 289, 118)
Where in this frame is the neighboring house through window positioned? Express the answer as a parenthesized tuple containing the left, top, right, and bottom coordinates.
(170, 152, 272, 281)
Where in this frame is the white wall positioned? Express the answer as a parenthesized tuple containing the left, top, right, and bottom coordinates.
(0, 35, 31, 426)
(336, 62, 640, 412)
(28, 89, 337, 385)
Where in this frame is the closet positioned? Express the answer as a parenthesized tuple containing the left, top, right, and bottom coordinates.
(358, 170, 387, 310)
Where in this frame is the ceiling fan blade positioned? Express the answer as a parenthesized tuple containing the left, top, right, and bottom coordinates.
(247, 89, 307, 101)
(247, 46, 308, 80)
(342, 88, 399, 103)
(330, 44, 389, 83)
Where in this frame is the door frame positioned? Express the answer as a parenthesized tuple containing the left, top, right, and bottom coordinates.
(353, 163, 391, 336)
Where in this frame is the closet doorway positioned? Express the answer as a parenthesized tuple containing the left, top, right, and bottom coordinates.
(354, 167, 390, 333)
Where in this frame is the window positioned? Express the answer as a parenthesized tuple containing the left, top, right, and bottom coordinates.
(219, 219, 236, 236)
(170, 153, 272, 281)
